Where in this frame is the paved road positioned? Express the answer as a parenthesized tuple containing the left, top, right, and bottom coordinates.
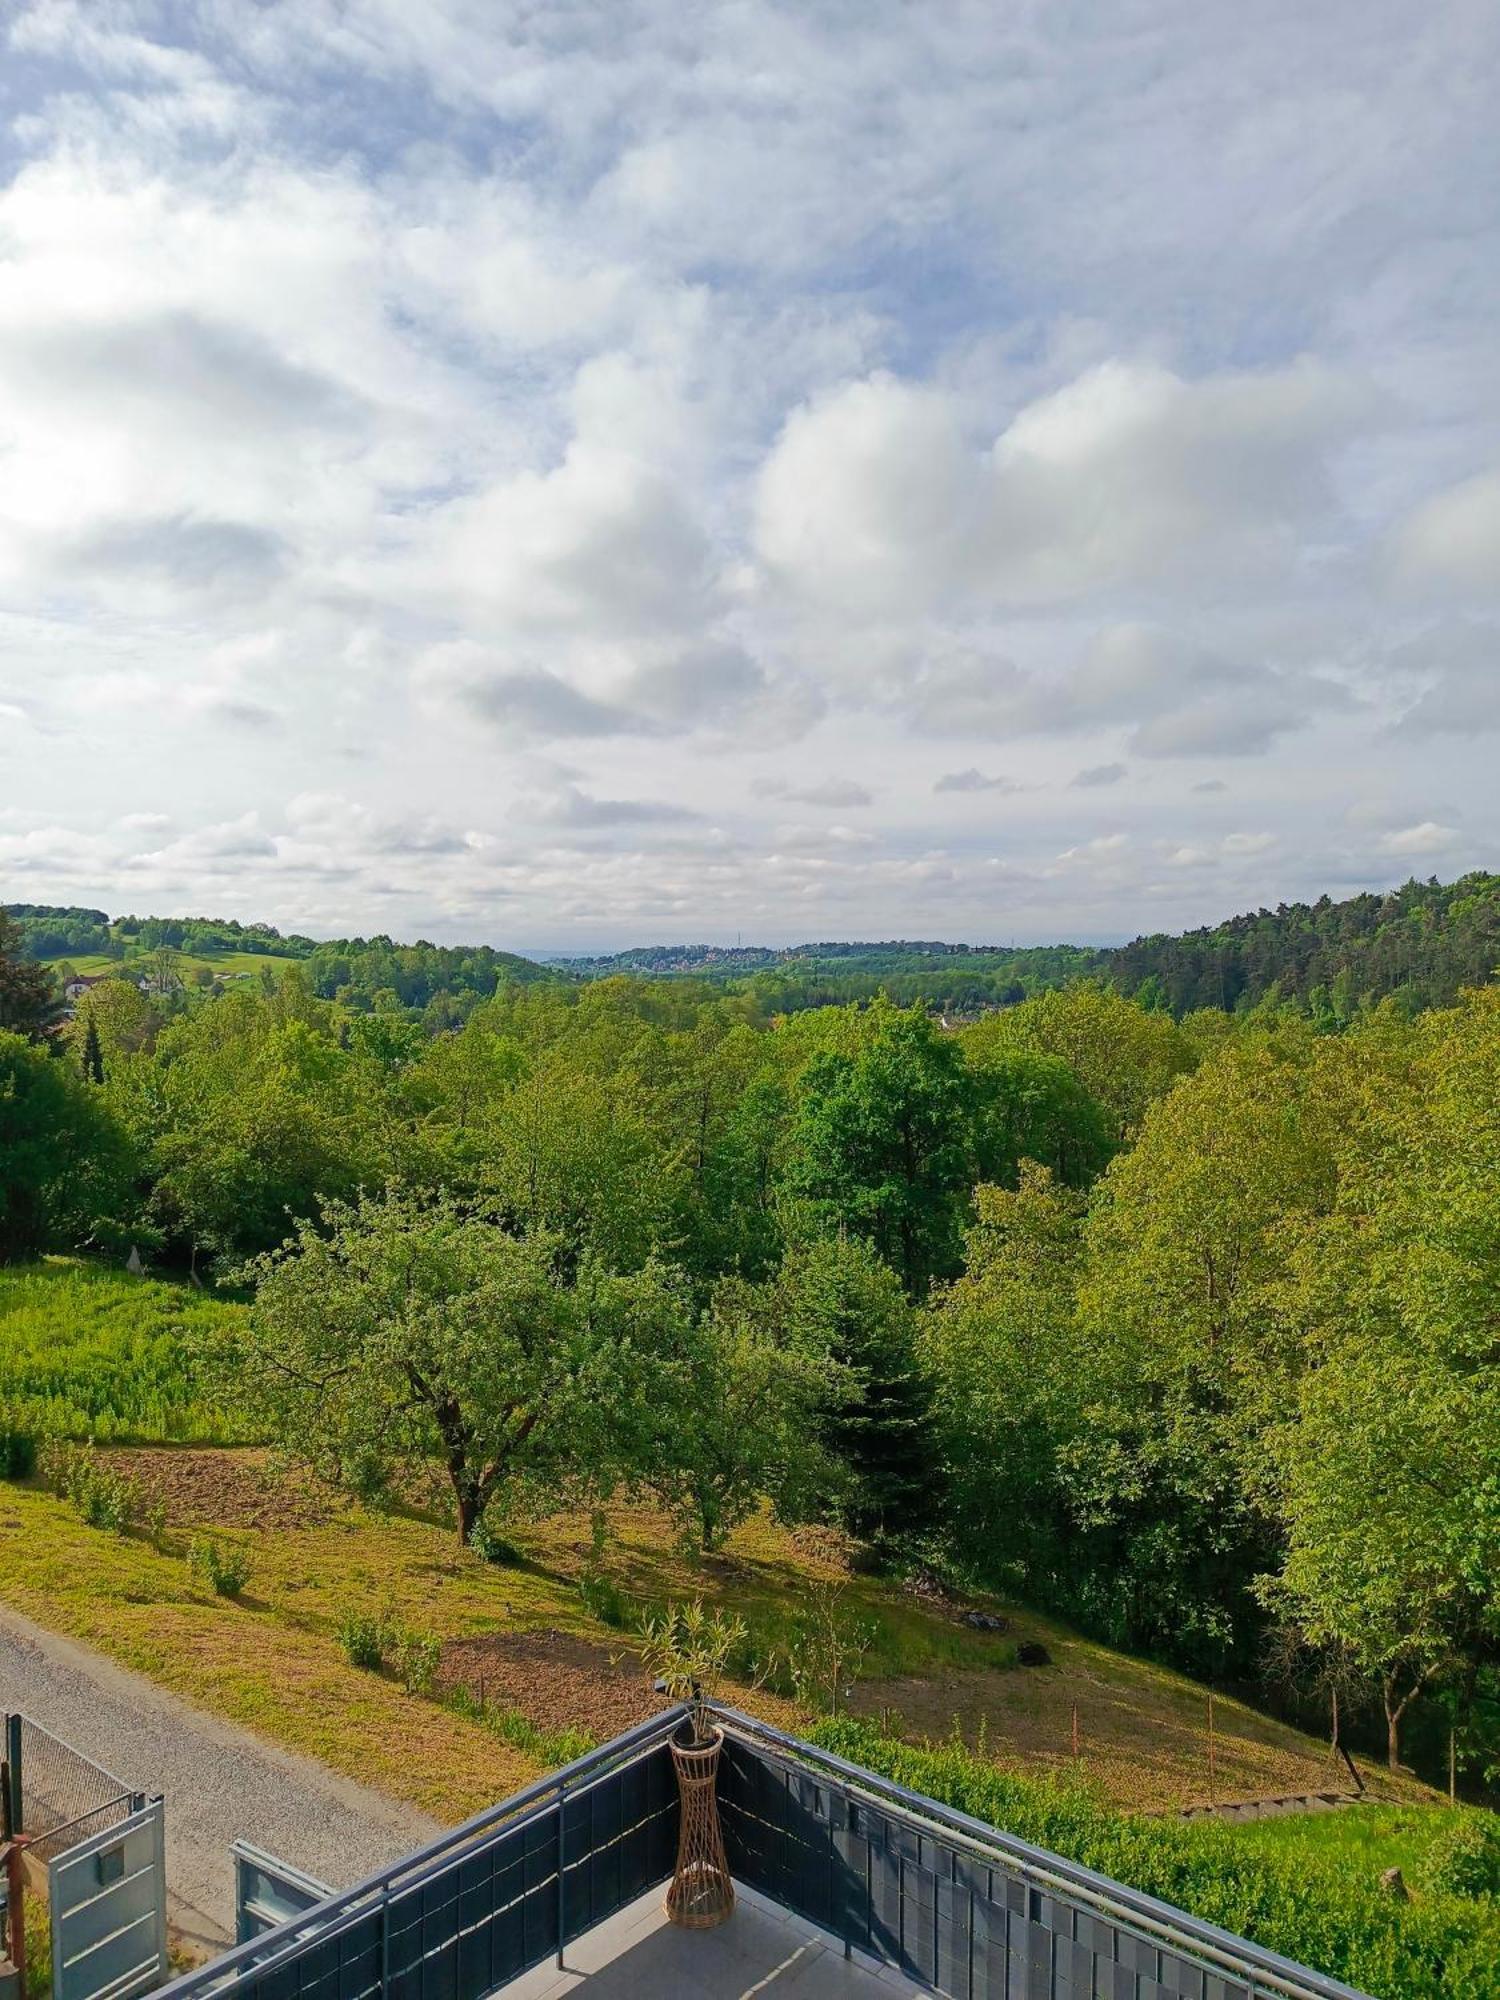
(0, 1602, 444, 1953)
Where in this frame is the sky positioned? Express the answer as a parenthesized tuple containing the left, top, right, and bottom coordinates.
(0, 1, 1496, 953)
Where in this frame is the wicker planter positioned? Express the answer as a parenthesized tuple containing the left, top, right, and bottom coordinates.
(664, 1724, 734, 1929)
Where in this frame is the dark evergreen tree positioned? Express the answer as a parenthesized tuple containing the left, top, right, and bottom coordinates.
(81, 1014, 105, 1084)
(778, 1234, 939, 1547)
(0, 909, 61, 1038)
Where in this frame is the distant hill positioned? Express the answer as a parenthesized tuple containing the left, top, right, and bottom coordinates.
(9, 870, 1497, 1020)
(5, 905, 549, 1014)
(1108, 871, 1500, 1017)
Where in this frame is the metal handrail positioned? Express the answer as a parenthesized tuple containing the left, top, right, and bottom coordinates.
(713, 1708, 1374, 2000)
(150, 1705, 690, 2000)
(152, 1699, 1374, 2000)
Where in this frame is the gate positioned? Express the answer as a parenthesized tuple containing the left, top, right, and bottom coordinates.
(231, 1845, 333, 1945)
(48, 1797, 168, 2000)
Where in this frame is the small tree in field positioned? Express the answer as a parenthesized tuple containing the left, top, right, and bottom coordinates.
(236, 1189, 684, 1544)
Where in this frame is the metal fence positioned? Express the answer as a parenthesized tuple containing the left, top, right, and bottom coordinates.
(714, 1711, 1372, 2000)
(2, 1712, 138, 1864)
(150, 1708, 688, 2000)
(147, 1703, 1373, 2000)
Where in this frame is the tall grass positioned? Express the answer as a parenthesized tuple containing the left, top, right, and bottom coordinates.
(0, 1258, 252, 1444)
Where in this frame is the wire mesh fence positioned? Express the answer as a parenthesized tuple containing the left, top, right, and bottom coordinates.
(4, 1711, 137, 1862)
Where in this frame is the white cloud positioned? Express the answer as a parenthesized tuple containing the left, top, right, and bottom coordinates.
(755, 359, 1361, 618)
(1376, 820, 1459, 857)
(1392, 471, 1500, 595)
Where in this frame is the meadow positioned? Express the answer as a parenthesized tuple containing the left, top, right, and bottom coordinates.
(43, 948, 291, 981)
(0, 1259, 247, 1442)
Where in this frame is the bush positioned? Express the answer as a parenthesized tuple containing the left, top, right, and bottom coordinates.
(338, 1611, 390, 1671)
(393, 1630, 441, 1697)
(808, 1719, 1500, 1999)
(1417, 1813, 1500, 1900)
(577, 1571, 631, 1628)
(188, 1535, 252, 1598)
(0, 1409, 36, 1479)
(42, 1437, 139, 1532)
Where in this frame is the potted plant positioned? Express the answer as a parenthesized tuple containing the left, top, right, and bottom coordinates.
(638, 1601, 745, 1927)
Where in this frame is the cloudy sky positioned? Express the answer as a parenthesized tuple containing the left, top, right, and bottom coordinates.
(0, 1, 1496, 951)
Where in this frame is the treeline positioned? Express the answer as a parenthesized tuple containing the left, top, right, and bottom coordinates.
(5, 905, 312, 960)
(562, 939, 1106, 1016)
(5, 904, 550, 1015)
(14, 869, 1498, 1029)
(1112, 872, 1500, 1017)
(3, 893, 1497, 1790)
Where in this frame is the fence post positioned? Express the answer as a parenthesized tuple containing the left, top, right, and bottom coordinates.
(555, 1777, 566, 1971)
(4, 1835, 29, 2000)
(4, 1719, 19, 1836)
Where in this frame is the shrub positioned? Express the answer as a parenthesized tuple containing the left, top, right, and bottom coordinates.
(393, 1630, 441, 1697)
(338, 1611, 390, 1671)
(188, 1535, 252, 1598)
(42, 1437, 139, 1532)
(808, 1718, 1500, 1999)
(0, 1409, 36, 1479)
(577, 1570, 631, 1628)
(1417, 1812, 1500, 1900)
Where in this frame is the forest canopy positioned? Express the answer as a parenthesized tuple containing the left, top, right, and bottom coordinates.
(3, 874, 1498, 1789)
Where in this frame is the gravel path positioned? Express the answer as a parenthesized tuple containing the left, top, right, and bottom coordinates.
(0, 1602, 444, 1953)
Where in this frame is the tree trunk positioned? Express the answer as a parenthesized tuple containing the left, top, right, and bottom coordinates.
(455, 1478, 481, 1545)
(1387, 1707, 1401, 1771)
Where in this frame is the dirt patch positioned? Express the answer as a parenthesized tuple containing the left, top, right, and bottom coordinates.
(436, 1629, 670, 1740)
(101, 1447, 332, 1531)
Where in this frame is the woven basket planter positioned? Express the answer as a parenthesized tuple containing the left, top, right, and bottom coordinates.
(664, 1724, 734, 1929)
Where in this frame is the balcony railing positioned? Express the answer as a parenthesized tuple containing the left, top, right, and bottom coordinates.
(149, 1703, 1374, 2000)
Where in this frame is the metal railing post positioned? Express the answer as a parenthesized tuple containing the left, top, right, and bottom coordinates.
(5, 1717, 21, 1834)
(555, 1777, 566, 1971)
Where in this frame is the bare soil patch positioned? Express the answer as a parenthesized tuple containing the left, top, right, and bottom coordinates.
(435, 1629, 670, 1740)
(101, 1447, 332, 1532)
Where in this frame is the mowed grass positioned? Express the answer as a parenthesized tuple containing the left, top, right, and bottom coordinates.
(0, 1260, 248, 1442)
(0, 1448, 1437, 1827)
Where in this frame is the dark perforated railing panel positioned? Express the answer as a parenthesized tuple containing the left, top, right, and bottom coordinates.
(716, 1737, 1253, 2000)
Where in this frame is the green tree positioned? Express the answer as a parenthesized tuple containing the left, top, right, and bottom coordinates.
(0, 910, 60, 1038)
(80, 1015, 105, 1085)
(782, 999, 974, 1295)
(777, 1234, 936, 1545)
(963, 1046, 1114, 1189)
(641, 1277, 838, 1551)
(920, 1165, 1087, 1589)
(967, 984, 1195, 1139)
(1264, 992, 1500, 1766)
(0, 1031, 135, 1258)
(236, 1191, 685, 1544)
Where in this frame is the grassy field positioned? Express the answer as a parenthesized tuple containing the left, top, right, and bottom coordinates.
(0, 1260, 247, 1442)
(0, 1444, 1434, 1826)
(40, 948, 293, 980)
